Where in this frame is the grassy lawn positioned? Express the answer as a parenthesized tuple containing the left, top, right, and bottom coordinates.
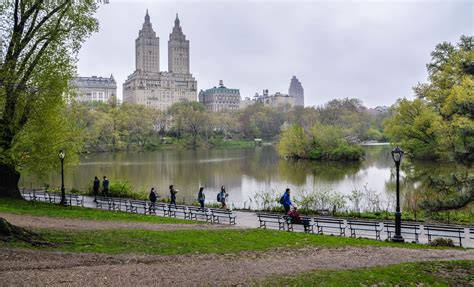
(2, 227, 449, 255)
(260, 260, 474, 286)
(0, 199, 200, 224)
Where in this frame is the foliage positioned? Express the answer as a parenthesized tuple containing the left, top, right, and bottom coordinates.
(261, 261, 474, 287)
(0, 0, 99, 197)
(430, 238, 455, 247)
(277, 123, 364, 161)
(384, 36, 474, 164)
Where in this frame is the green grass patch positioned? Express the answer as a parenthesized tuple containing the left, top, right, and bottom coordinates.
(260, 260, 474, 286)
(1, 228, 448, 255)
(0, 199, 199, 225)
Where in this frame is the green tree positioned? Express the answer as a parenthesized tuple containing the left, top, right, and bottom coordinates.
(276, 124, 308, 158)
(384, 35, 473, 163)
(0, 0, 98, 198)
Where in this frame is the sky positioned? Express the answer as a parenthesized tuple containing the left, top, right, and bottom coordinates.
(76, 0, 473, 108)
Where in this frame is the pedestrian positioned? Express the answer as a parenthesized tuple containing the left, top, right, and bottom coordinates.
(102, 176, 109, 197)
(92, 176, 100, 198)
(280, 188, 292, 214)
(218, 186, 228, 209)
(197, 187, 205, 209)
(149, 187, 158, 213)
(169, 185, 178, 206)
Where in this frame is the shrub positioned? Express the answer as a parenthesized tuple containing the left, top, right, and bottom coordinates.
(429, 238, 455, 247)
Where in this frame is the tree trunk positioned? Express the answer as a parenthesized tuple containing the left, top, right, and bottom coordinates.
(0, 164, 22, 199)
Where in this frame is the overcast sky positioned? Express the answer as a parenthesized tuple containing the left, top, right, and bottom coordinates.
(76, 0, 473, 108)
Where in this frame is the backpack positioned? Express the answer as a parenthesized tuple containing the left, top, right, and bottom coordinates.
(279, 195, 285, 204)
(217, 193, 222, 202)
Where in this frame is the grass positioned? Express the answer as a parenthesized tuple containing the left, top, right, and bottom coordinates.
(1, 227, 452, 255)
(0, 199, 200, 225)
(260, 260, 474, 286)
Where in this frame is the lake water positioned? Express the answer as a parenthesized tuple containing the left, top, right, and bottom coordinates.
(20, 145, 465, 211)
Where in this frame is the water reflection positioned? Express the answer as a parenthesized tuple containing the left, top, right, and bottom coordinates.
(20, 145, 468, 211)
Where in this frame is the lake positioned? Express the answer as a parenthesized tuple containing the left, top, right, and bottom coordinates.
(19, 145, 469, 212)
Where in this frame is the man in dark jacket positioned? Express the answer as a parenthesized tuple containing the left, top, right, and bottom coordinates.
(93, 176, 100, 198)
(149, 187, 158, 213)
(102, 176, 109, 197)
(169, 185, 178, 206)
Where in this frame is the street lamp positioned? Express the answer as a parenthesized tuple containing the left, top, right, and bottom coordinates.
(59, 150, 67, 206)
(391, 146, 404, 243)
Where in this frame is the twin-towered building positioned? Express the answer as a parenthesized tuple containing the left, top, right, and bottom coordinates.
(122, 11, 197, 110)
(72, 11, 305, 111)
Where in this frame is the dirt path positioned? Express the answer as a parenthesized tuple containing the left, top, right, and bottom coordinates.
(1, 246, 472, 286)
(0, 213, 239, 232)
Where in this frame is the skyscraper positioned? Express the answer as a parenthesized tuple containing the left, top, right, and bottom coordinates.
(288, 76, 304, 106)
(123, 11, 197, 110)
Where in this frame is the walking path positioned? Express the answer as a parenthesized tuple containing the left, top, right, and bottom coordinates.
(21, 193, 474, 248)
(1, 245, 473, 286)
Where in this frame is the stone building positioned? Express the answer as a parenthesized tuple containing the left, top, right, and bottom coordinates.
(249, 89, 295, 109)
(199, 80, 241, 112)
(71, 75, 117, 103)
(123, 11, 197, 110)
(288, 76, 304, 106)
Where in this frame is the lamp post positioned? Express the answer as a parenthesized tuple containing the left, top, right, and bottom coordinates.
(391, 146, 404, 243)
(59, 150, 67, 206)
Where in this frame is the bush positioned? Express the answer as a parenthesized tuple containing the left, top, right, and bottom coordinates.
(429, 238, 455, 247)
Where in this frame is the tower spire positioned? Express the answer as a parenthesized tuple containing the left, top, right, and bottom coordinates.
(175, 13, 180, 27)
(145, 9, 150, 23)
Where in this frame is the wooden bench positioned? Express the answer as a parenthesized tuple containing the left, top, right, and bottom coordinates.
(127, 200, 147, 214)
(31, 191, 47, 202)
(67, 194, 84, 207)
(257, 213, 285, 230)
(94, 196, 111, 209)
(210, 209, 236, 224)
(168, 204, 190, 219)
(147, 202, 170, 216)
(109, 197, 128, 211)
(313, 217, 346, 236)
(385, 222, 422, 243)
(470, 228, 474, 239)
(285, 215, 313, 233)
(347, 219, 383, 240)
(45, 192, 61, 204)
(425, 225, 465, 246)
(187, 206, 212, 222)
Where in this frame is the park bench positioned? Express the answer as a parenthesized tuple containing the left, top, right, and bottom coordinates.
(187, 206, 212, 222)
(425, 225, 465, 246)
(67, 194, 84, 207)
(209, 209, 236, 224)
(284, 215, 313, 233)
(384, 222, 422, 243)
(109, 197, 128, 211)
(470, 228, 474, 239)
(168, 204, 190, 219)
(257, 213, 285, 230)
(127, 200, 147, 214)
(150, 202, 170, 216)
(94, 196, 111, 209)
(46, 192, 62, 204)
(31, 191, 47, 202)
(347, 219, 383, 240)
(313, 217, 346, 236)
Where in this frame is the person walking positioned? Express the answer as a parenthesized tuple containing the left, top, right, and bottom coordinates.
(102, 176, 109, 197)
(218, 186, 228, 209)
(92, 176, 100, 198)
(197, 187, 205, 209)
(281, 188, 292, 214)
(149, 187, 158, 213)
(169, 185, 178, 206)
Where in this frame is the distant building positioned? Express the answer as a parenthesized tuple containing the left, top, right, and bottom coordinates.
(71, 75, 117, 103)
(249, 89, 295, 109)
(199, 80, 240, 112)
(367, 106, 389, 115)
(123, 11, 197, 110)
(288, 76, 304, 106)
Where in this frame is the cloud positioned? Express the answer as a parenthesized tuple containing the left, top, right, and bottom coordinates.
(77, 0, 473, 107)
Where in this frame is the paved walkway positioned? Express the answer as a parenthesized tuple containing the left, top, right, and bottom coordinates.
(21, 192, 474, 248)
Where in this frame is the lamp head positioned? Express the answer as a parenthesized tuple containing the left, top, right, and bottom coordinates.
(391, 146, 403, 164)
(59, 150, 65, 160)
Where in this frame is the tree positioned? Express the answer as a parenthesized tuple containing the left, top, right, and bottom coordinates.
(384, 35, 473, 163)
(0, 1, 98, 198)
